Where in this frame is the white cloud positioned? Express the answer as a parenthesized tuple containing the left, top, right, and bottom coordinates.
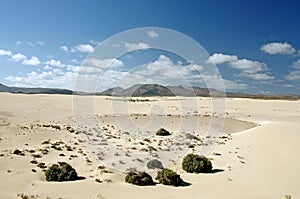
(135, 55, 188, 77)
(283, 60, 300, 81)
(84, 58, 124, 69)
(61, 44, 95, 53)
(118, 55, 207, 89)
(26, 42, 35, 46)
(46, 55, 54, 59)
(89, 40, 100, 46)
(0, 49, 12, 56)
(285, 60, 300, 81)
(204, 76, 247, 90)
(73, 44, 94, 53)
(26, 41, 45, 46)
(60, 45, 69, 52)
(206, 53, 238, 64)
(37, 41, 45, 45)
(206, 52, 274, 82)
(5, 70, 78, 90)
(44, 59, 65, 67)
(44, 65, 52, 70)
(75, 66, 102, 74)
(52, 68, 64, 75)
(147, 30, 159, 38)
(261, 42, 296, 55)
(4, 54, 247, 92)
(238, 73, 274, 81)
(5, 76, 23, 82)
(228, 59, 275, 81)
(285, 70, 300, 81)
(76, 55, 206, 91)
(11, 53, 27, 62)
(22, 56, 41, 66)
(123, 42, 150, 51)
(192, 75, 247, 91)
(70, 59, 80, 64)
(292, 60, 300, 69)
(16, 41, 21, 46)
(229, 59, 267, 74)
(188, 64, 204, 71)
(222, 79, 248, 90)
(281, 84, 295, 88)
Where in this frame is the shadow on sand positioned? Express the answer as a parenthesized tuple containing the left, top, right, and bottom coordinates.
(204, 168, 225, 174)
(181, 181, 192, 187)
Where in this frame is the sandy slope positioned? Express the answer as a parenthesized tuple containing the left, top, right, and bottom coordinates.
(0, 93, 299, 199)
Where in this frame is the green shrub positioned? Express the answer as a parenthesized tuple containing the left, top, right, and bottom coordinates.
(45, 162, 78, 181)
(125, 171, 154, 186)
(182, 154, 212, 173)
(147, 159, 164, 169)
(155, 168, 183, 186)
(156, 128, 171, 136)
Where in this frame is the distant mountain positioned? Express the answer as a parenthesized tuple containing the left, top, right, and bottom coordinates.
(0, 83, 73, 95)
(0, 83, 299, 100)
(100, 84, 300, 100)
(131, 84, 175, 96)
(166, 85, 195, 96)
(0, 83, 12, 92)
(101, 84, 222, 97)
(100, 86, 125, 95)
(101, 84, 175, 96)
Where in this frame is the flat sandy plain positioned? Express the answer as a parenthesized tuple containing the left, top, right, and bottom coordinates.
(0, 92, 299, 199)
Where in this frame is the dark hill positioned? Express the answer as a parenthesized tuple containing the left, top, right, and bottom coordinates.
(0, 82, 299, 100)
(0, 83, 72, 95)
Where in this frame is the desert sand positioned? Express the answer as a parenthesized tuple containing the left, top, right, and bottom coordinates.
(0, 92, 299, 199)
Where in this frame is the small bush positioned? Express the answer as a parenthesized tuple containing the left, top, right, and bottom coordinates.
(147, 159, 164, 169)
(182, 154, 212, 173)
(125, 171, 154, 186)
(45, 162, 78, 181)
(155, 168, 183, 186)
(13, 149, 25, 156)
(156, 128, 171, 136)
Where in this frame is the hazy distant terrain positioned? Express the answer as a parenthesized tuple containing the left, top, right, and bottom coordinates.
(1, 83, 299, 100)
(0, 83, 73, 95)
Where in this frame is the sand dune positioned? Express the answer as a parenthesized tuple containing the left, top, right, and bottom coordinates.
(0, 93, 299, 199)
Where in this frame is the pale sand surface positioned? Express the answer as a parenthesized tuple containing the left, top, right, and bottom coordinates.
(0, 93, 299, 199)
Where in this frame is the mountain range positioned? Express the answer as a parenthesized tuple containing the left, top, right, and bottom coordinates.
(100, 84, 214, 97)
(0, 83, 299, 100)
(0, 83, 73, 95)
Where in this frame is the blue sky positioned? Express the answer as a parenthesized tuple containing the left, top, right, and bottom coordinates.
(0, 0, 300, 94)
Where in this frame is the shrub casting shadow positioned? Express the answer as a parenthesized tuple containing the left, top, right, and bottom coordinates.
(45, 162, 85, 182)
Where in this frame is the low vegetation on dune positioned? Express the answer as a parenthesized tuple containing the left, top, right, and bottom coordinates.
(155, 168, 183, 186)
(156, 128, 171, 136)
(125, 171, 154, 186)
(182, 154, 212, 173)
(45, 162, 78, 182)
(125, 168, 184, 186)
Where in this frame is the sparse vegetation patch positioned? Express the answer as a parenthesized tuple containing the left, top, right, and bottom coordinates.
(156, 128, 171, 136)
(182, 154, 212, 173)
(125, 171, 154, 186)
(155, 168, 183, 186)
(45, 162, 78, 181)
